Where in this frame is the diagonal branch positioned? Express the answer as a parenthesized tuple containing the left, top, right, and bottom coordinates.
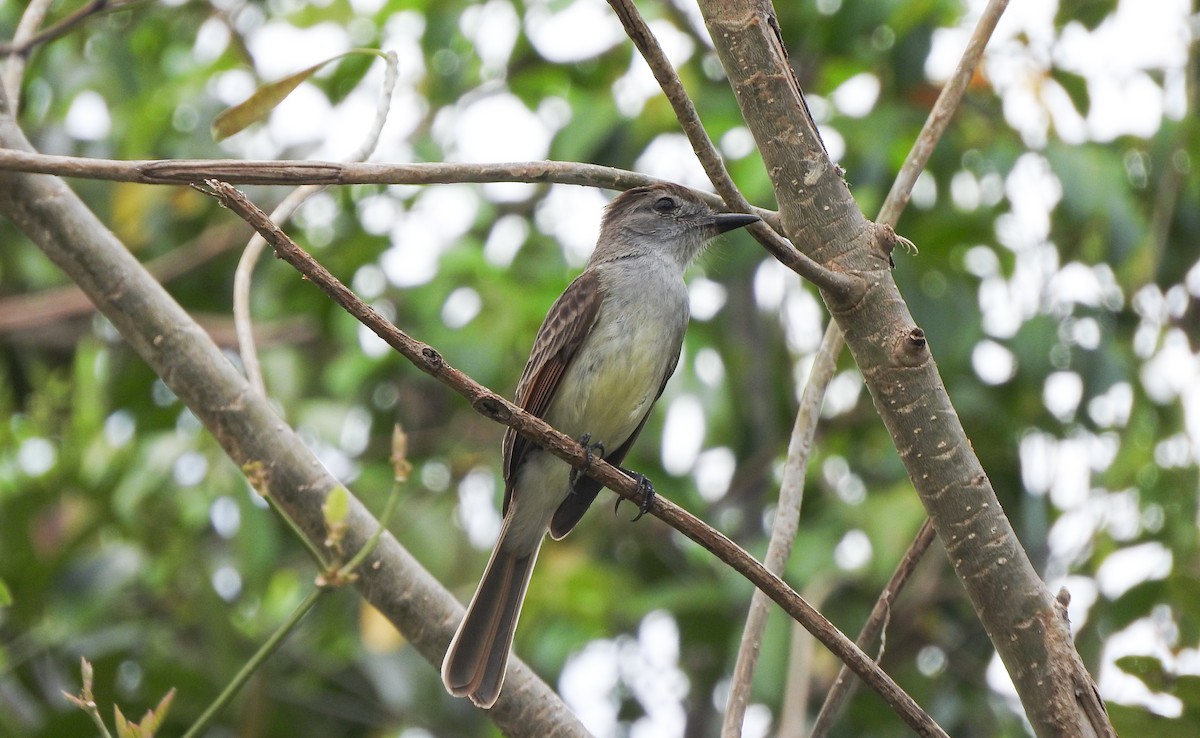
(0, 105, 590, 738)
(878, 0, 1011, 229)
(203, 179, 949, 738)
(809, 520, 937, 738)
(605, 0, 859, 299)
(698, 1, 1114, 735)
(721, 314, 841, 736)
(0, 0, 141, 58)
(809, 2, 1012, 731)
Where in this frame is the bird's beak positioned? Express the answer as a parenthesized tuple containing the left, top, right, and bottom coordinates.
(709, 212, 761, 233)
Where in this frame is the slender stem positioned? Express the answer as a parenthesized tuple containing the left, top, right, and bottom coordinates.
(235, 51, 398, 395)
(877, 0, 1010, 229)
(722, 321, 842, 736)
(338, 483, 401, 578)
(605, 0, 857, 297)
(0, 0, 145, 58)
(809, 519, 937, 738)
(180, 587, 325, 738)
(83, 704, 114, 738)
(1, 0, 55, 111)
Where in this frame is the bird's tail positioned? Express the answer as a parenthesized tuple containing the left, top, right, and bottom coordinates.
(441, 529, 540, 709)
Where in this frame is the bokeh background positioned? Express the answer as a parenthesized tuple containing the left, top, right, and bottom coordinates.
(1, 0, 1197, 736)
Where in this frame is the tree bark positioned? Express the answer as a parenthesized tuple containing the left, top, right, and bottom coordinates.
(698, 1, 1113, 736)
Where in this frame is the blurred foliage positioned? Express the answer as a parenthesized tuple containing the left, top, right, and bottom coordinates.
(1, 0, 1198, 737)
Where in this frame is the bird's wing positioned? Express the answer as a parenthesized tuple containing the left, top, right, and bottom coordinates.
(502, 269, 604, 515)
(548, 347, 681, 539)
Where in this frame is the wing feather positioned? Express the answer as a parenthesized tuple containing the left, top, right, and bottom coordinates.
(502, 269, 604, 514)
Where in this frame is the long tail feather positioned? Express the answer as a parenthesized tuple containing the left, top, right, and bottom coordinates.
(442, 536, 540, 708)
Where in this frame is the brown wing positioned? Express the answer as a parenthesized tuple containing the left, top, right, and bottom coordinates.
(548, 347, 681, 539)
(502, 269, 603, 515)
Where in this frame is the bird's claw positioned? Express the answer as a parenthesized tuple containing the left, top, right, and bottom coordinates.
(614, 471, 655, 521)
(570, 433, 605, 488)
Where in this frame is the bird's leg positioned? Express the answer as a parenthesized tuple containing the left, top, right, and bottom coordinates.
(569, 433, 605, 489)
(613, 470, 655, 522)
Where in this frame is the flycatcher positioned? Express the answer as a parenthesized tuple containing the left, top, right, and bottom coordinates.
(441, 183, 759, 708)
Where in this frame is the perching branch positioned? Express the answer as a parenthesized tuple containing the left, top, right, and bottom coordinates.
(202, 179, 949, 738)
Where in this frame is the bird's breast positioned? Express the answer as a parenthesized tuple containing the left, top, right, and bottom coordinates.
(544, 269, 687, 448)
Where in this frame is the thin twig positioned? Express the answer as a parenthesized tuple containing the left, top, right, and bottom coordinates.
(202, 180, 948, 738)
(233, 50, 399, 395)
(809, 519, 937, 738)
(1, 0, 55, 111)
(0, 0, 144, 58)
(0, 150, 783, 229)
(877, 0, 1010, 229)
(722, 320, 842, 736)
(180, 587, 323, 738)
(605, 0, 741, 202)
(605, 0, 858, 298)
(777, 579, 833, 737)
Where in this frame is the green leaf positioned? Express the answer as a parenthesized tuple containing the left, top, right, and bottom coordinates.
(1051, 69, 1091, 116)
(139, 688, 175, 736)
(115, 704, 137, 738)
(322, 485, 350, 527)
(1115, 655, 1169, 690)
(1056, 0, 1118, 30)
(211, 49, 387, 140)
(0, 577, 11, 607)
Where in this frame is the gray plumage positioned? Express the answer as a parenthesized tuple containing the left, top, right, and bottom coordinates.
(441, 183, 758, 708)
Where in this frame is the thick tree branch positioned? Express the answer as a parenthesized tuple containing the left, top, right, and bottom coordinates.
(698, 1, 1113, 736)
(0, 108, 590, 738)
(808, 2, 1011, 731)
(203, 179, 947, 738)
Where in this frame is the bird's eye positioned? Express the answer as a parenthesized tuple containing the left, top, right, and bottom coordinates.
(652, 196, 677, 213)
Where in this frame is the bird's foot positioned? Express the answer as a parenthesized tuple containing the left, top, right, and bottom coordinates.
(614, 470, 655, 522)
(570, 433, 606, 488)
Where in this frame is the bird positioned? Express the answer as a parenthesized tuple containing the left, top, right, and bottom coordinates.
(441, 182, 759, 708)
